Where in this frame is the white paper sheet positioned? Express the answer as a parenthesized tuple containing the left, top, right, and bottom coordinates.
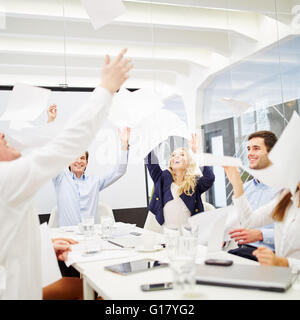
(188, 206, 240, 249)
(40, 223, 62, 288)
(81, 0, 125, 30)
(3, 123, 57, 151)
(221, 98, 252, 117)
(0, 83, 51, 122)
(65, 238, 135, 267)
(130, 109, 190, 160)
(108, 88, 164, 128)
(244, 111, 300, 194)
(193, 152, 243, 168)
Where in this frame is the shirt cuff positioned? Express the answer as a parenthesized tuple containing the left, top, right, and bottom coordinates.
(260, 229, 274, 246)
(232, 193, 248, 209)
(287, 257, 300, 273)
(95, 86, 113, 102)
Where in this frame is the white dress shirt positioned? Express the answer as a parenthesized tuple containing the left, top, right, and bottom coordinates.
(233, 190, 300, 272)
(0, 87, 112, 299)
(53, 150, 128, 227)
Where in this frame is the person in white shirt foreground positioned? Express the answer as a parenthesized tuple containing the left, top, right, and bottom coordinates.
(224, 166, 300, 271)
(0, 48, 133, 300)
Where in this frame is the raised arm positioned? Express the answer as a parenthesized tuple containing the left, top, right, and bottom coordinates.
(189, 133, 215, 192)
(224, 166, 276, 228)
(0, 49, 133, 205)
(196, 166, 215, 193)
(98, 148, 129, 191)
(145, 150, 163, 184)
(47, 104, 57, 123)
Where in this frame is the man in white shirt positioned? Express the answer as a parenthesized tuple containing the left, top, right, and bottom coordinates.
(228, 131, 280, 261)
(48, 108, 130, 227)
(0, 49, 132, 300)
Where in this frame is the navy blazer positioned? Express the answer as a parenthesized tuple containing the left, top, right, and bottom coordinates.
(145, 151, 215, 225)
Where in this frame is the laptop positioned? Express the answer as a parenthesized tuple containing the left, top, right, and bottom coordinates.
(196, 263, 295, 292)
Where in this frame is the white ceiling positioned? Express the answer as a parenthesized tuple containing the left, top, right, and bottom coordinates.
(1, 0, 299, 126)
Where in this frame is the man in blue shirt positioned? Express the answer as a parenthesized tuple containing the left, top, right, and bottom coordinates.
(228, 131, 280, 261)
(48, 108, 130, 227)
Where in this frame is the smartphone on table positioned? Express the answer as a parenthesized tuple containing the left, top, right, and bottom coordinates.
(141, 282, 173, 292)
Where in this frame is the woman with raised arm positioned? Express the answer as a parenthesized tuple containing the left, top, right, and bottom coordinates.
(224, 166, 300, 270)
(145, 134, 215, 229)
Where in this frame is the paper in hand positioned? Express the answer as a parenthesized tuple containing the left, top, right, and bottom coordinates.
(244, 111, 300, 194)
(108, 88, 164, 128)
(193, 152, 242, 168)
(130, 109, 190, 160)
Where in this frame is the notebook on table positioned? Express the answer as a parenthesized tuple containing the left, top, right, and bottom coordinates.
(196, 263, 295, 292)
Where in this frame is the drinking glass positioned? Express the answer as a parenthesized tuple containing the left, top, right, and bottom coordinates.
(163, 225, 180, 258)
(168, 235, 198, 294)
(81, 214, 95, 238)
(101, 216, 114, 239)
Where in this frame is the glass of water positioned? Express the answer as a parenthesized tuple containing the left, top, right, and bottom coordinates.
(81, 214, 95, 238)
(168, 235, 198, 295)
(101, 216, 114, 239)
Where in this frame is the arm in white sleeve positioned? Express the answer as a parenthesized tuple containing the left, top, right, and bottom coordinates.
(98, 149, 129, 191)
(233, 193, 278, 229)
(287, 258, 300, 273)
(0, 87, 112, 205)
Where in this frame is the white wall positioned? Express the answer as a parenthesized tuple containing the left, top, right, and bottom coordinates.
(0, 88, 147, 214)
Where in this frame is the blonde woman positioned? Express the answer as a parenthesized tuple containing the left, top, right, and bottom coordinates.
(145, 134, 215, 228)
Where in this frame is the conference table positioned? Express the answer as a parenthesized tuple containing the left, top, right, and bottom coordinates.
(50, 223, 300, 300)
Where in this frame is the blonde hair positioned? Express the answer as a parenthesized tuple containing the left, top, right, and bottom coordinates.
(168, 147, 197, 196)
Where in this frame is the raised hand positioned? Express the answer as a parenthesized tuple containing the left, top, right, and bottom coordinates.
(118, 127, 131, 150)
(223, 166, 244, 198)
(100, 48, 133, 95)
(188, 133, 200, 154)
(47, 104, 57, 123)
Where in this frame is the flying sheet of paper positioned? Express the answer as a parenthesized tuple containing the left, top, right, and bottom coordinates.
(221, 98, 252, 117)
(188, 206, 240, 247)
(0, 83, 51, 123)
(129, 109, 190, 160)
(9, 121, 34, 130)
(81, 0, 125, 30)
(40, 223, 62, 288)
(108, 88, 164, 128)
(243, 111, 300, 194)
(193, 152, 243, 168)
(3, 123, 57, 151)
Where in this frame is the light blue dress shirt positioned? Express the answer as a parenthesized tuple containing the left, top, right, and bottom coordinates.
(243, 178, 280, 250)
(53, 150, 128, 227)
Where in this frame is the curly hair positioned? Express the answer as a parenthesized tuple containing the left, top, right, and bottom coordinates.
(168, 148, 198, 196)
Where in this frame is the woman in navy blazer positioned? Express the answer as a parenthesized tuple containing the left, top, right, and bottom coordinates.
(145, 134, 215, 227)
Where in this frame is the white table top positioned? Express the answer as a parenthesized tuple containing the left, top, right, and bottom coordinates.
(50, 224, 300, 300)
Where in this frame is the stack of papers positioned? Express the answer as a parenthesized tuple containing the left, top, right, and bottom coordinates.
(65, 239, 135, 267)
